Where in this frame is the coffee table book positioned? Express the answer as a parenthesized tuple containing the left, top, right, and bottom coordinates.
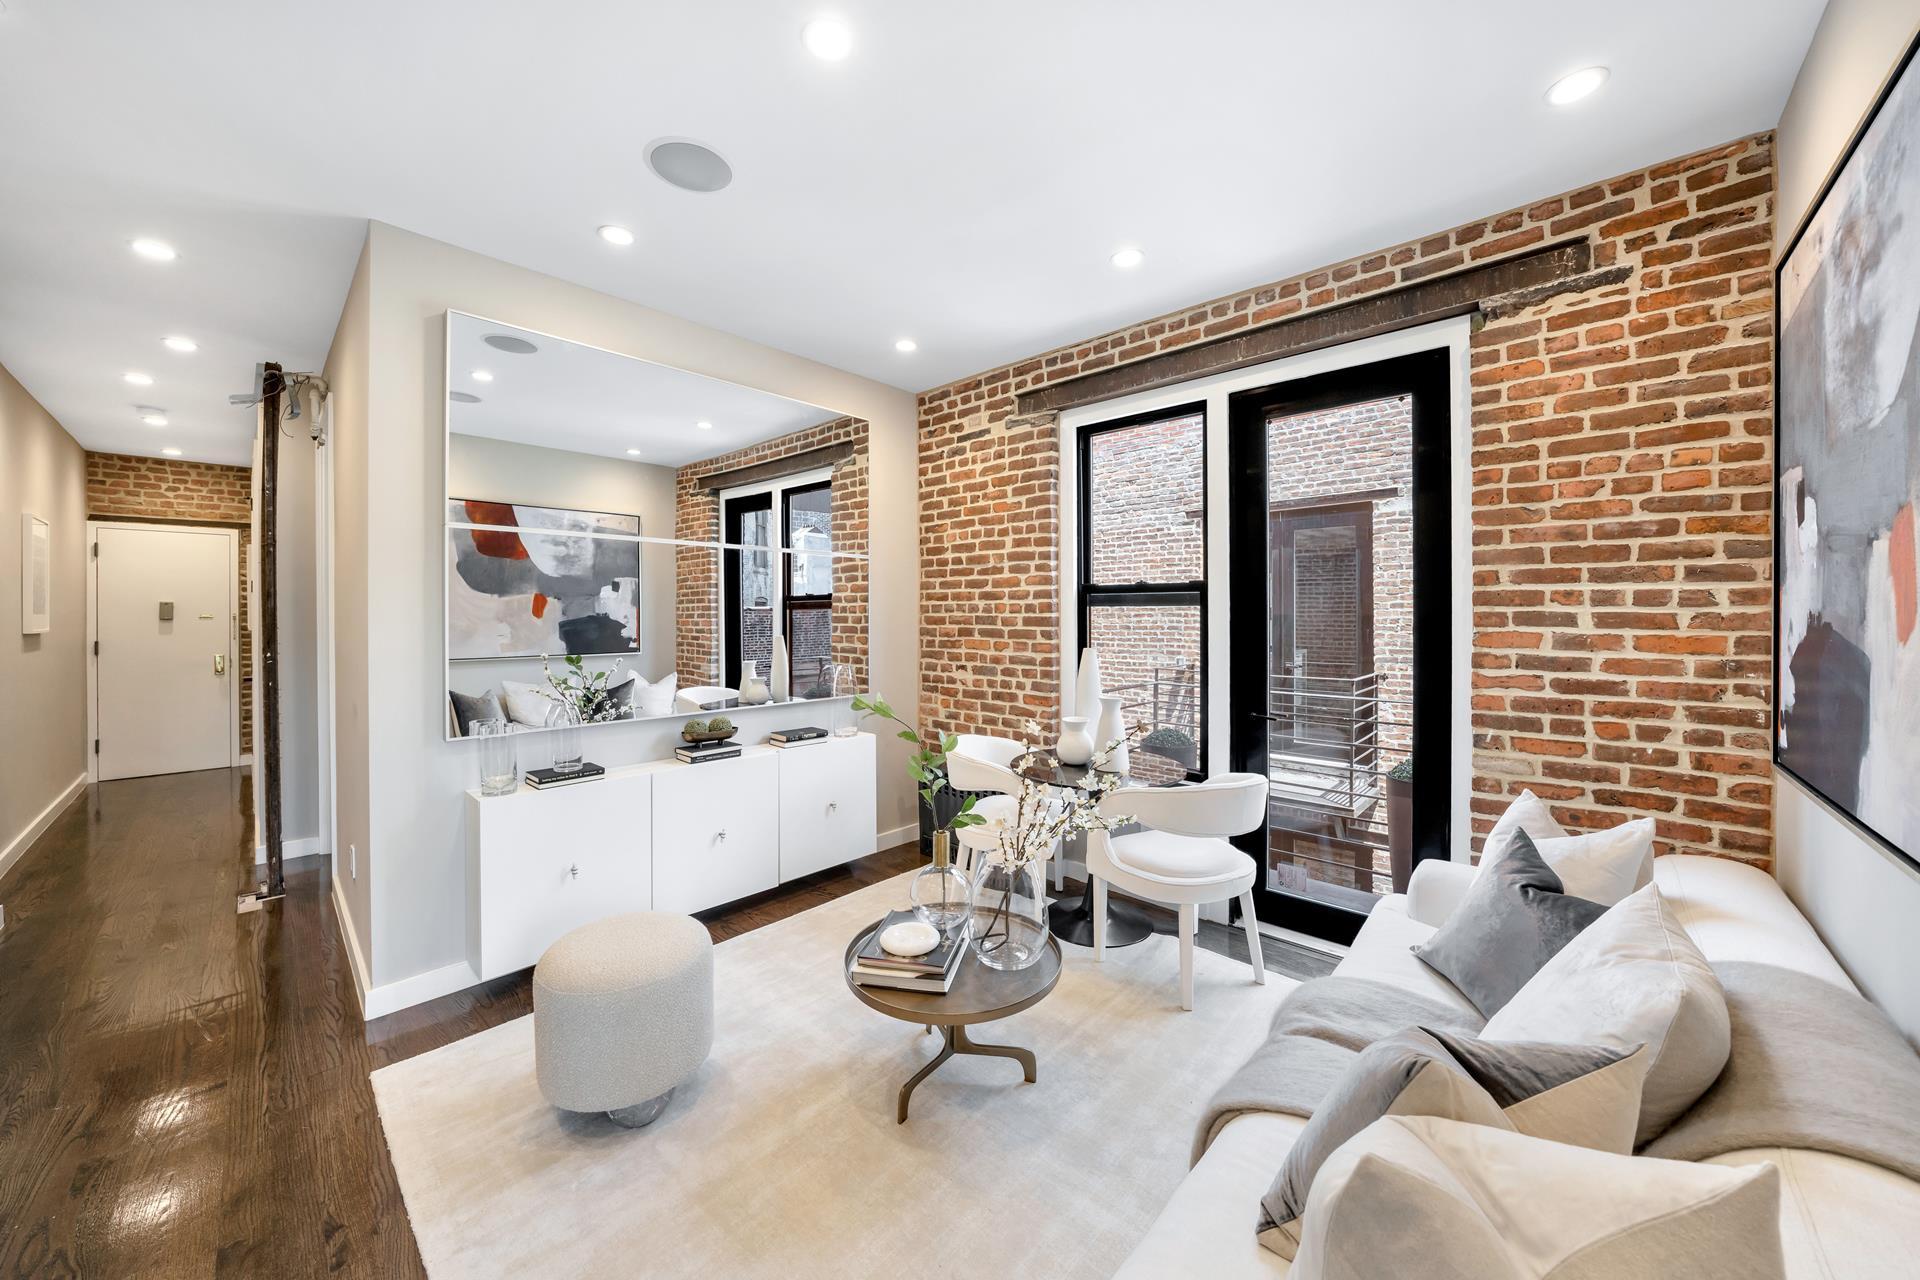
(854, 910, 964, 974)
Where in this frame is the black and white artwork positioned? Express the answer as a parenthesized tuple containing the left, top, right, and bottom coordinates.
(447, 499, 641, 659)
(1777, 38, 1920, 863)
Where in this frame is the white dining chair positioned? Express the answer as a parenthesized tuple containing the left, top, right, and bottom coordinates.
(675, 686, 738, 713)
(1088, 773, 1270, 1010)
(945, 734, 1062, 891)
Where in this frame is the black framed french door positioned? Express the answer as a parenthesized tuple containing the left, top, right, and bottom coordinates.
(1226, 349, 1452, 945)
(722, 491, 775, 680)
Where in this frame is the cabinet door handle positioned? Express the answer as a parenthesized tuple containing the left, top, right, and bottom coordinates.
(569, 863, 579, 879)
(827, 801, 838, 814)
(715, 829, 728, 843)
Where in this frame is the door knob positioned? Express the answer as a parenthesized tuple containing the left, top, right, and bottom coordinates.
(213, 653, 226, 675)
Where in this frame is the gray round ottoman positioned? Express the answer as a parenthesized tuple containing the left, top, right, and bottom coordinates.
(533, 912, 714, 1127)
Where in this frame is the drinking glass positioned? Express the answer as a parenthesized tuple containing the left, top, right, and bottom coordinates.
(473, 718, 518, 796)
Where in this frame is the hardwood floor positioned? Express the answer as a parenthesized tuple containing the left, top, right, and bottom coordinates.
(0, 769, 1336, 1277)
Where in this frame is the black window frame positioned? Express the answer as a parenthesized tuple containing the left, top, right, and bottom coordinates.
(781, 479, 834, 690)
(722, 477, 834, 684)
(1075, 400, 1210, 781)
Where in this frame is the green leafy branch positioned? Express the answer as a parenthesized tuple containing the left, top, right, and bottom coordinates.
(851, 694, 987, 832)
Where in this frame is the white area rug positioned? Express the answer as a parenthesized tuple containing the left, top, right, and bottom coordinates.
(372, 873, 1295, 1279)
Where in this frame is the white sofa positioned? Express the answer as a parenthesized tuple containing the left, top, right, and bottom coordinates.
(1115, 855, 1920, 1279)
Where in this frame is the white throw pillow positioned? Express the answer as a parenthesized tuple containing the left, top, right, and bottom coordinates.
(1477, 790, 1567, 870)
(1289, 1115, 1783, 1280)
(1478, 791, 1651, 907)
(1482, 883, 1729, 1146)
(500, 679, 561, 729)
(630, 670, 678, 718)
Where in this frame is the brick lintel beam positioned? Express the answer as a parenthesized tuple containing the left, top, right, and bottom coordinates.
(1017, 239, 1600, 416)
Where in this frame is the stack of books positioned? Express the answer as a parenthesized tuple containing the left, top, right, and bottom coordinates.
(675, 739, 740, 765)
(848, 910, 968, 993)
(768, 726, 828, 748)
(525, 763, 605, 789)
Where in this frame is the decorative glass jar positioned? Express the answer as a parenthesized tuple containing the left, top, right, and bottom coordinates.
(831, 663, 862, 736)
(968, 856, 1050, 971)
(474, 718, 518, 795)
(550, 707, 584, 774)
(910, 831, 972, 933)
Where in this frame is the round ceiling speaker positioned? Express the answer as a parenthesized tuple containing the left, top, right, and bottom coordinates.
(646, 139, 733, 193)
(449, 391, 482, 404)
(483, 334, 539, 355)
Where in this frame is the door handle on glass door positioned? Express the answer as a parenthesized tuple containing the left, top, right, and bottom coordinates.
(214, 654, 226, 675)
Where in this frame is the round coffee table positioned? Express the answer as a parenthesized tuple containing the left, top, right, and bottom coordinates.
(843, 923, 1062, 1123)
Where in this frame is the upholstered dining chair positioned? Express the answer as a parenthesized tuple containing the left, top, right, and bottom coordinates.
(1088, 773, 1270, 1010)
(945, 734, 1062, 891)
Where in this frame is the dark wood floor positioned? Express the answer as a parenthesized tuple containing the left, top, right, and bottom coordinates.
(0, 768, 1335, 1277)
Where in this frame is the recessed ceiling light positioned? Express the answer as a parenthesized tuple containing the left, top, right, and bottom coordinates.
(1110, 247, 1145, 270)
(696, 421, 714, 431)
(646, 139, 733, 193)
(163, 335, 198, 353)
(894, 338, 918, 353)
(598, 224, 635, 246)
(471, 369, 494, 383)
(131, 238, 177, 262)
(802, 16, 854, 61)
(161, 447, 183, 457)
(142, 413, 169, 427)
(449, 391, 482, 404)
(1546, 66, 1609, 106)
(123, 371, 153, 386)
(625, 448, 643, 456)
(482, 334, 539, 354)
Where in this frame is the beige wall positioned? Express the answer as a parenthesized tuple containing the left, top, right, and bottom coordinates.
(1772, 0, 1920, 1045)
(333, 221, 918, 1002)
(0, 358, 88, 883)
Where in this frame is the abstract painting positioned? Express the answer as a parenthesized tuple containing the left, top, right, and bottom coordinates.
(1777, 37, 1920, 865)
(448, 499, 641, 660)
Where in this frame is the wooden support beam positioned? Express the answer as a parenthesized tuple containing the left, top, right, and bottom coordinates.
(699, 442, 853, 493)
(260, 363, 284, 899)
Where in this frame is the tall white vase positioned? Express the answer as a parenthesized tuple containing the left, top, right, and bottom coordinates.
(1074, 646, 1104, 725)
(771, 636, 791, 703)
(1094, 694, 1128, 774)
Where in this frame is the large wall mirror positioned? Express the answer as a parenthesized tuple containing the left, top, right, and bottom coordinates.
(442, 311, 870, 741)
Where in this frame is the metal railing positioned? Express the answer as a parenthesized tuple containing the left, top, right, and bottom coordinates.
(1265, 668, 1412, 898)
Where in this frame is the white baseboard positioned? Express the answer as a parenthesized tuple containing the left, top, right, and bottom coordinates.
(331, 869, 372, 1018)
(878, 822, 918, 853)
(362, 959, 482, 1022)
(252, 834, 326, 876)
(0, 773, 86, 888)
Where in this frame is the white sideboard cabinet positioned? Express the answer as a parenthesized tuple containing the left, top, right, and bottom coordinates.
(465, 733, 881, 981)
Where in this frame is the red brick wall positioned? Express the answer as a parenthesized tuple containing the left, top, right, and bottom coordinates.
(673, 417, 869, 689)
(85, 451, 256, 749)
(917, 134, 1775, 868)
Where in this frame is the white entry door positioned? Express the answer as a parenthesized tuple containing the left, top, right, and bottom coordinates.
(95, 524, 237, 780)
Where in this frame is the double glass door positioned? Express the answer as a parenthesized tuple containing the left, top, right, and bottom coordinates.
(1227, 351, 1451, 944)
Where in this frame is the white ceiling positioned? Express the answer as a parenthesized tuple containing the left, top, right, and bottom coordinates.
(0, 1, 1825, 467)
(448, 313, 839, 466)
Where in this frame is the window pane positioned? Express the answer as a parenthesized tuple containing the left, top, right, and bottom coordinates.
(787, 600, 833, 695)
(1087, 412, 1204, 585)
(1087, 601, 1200, 784)
(787, 484, 833, 596)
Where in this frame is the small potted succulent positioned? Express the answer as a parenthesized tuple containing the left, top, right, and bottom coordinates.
(681, 715, 736, 744)
(1140, 726, 1198, 771)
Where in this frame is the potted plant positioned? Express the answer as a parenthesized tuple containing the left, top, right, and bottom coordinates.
(1385, 757, 1414, 893)
(1140, 726, 1197, 771)
(850, 695, 988, 855)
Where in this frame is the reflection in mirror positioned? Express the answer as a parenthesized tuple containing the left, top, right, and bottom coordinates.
(444, 312, 869, 740)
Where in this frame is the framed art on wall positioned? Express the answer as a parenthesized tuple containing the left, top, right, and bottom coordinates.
(21, 512, 50, 635)
(446, 498, 643, 660)
(1775, 29, 1920, 870)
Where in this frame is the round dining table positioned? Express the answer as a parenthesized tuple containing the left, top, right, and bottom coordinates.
(1012, 753, 1158, 949)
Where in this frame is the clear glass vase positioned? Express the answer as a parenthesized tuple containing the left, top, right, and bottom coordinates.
(831, 663, 862, 736)
(473, 717, 518, 796)
(550, 708, 584, 774)
(911, 831, 972, 933)
(968, 857, 1050, 971)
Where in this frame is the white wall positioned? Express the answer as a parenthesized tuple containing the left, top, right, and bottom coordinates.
(1773, 0, 1920, 1044)
(0, 357, 88, 884)
(447, 434, 678, 684)
(330, 221, 919, 1008)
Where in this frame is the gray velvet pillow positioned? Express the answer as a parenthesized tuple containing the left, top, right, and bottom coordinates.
(1256, 1027, 1647, 1260)
(450, 689, 506, 737)
(1412, 830, 1605, 1016)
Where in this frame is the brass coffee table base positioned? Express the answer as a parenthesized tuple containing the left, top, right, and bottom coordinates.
(897, 1024, 1037, 1124)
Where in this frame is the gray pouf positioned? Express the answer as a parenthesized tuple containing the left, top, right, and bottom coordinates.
(533, 912, 714, 1127)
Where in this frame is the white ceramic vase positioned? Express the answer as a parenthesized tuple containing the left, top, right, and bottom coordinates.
(1074, 646, 1104, 722)
(739, 660, 770, 705)
(1056, 715, 1093, 766)
(771, 637, 791, 703)
(1094, 693, 1128, 774)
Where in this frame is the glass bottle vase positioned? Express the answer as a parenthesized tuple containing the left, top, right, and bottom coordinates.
(550, 707, 584, 774)
(967, 857, 1050, 971)
(910, 831, 972, 933)
(473, 717, 518, 796)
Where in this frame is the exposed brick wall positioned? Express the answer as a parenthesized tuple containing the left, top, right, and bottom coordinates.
(917, 134, 1776, 868)
(673, 417, 869, 691)
(85, 451, 256, 750)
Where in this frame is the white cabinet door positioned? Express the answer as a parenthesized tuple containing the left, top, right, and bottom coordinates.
(468, 772, 652, 980)
(778, 734, 877, 882)
(653, 753, 780, 914)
